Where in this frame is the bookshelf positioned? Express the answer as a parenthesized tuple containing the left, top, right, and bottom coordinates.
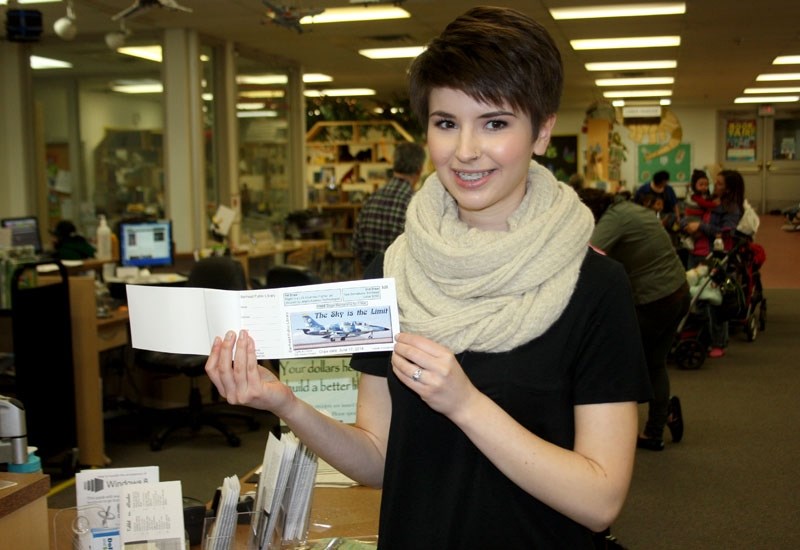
(306, 121, 414, 281)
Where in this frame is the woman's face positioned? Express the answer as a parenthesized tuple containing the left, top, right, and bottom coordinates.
(695, 177, 709, 194)
(426, 87, 554, 231)
(713, 174, 726, 197)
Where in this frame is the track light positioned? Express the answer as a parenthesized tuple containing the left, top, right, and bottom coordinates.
(105, 20, 131, 49)
(53, 0, 77, 40)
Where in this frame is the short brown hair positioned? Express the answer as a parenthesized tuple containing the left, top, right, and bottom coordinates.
(407, 6, 563, 133)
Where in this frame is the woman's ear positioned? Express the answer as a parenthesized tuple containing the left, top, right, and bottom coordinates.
(532, 115, 557, 156)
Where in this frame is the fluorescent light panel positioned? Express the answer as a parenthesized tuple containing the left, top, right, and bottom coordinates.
(304, 88, 375, 97)
(551, 3, 685, 20)
(30, 55, 72, 69)
(603, 89, 673, 98)
(0, 0, 61, 4)
(571, 36, 681, 50)
(239, 90, 285, 99)
(359, 46, 426, 59)
(586, 60, 677, 71)
(117, 45, 162, 62)
(300, 6, 409, 24)
(756, 73, 800, 82)
(237, 110, 279, 118)
(596, 77, 674, 86)
(773, 55, 800, 65)
(110, 79, 162, 94)
(734, 96, 799, 103)
(237, 73, 332, 85)
(744, 87, 800, 94)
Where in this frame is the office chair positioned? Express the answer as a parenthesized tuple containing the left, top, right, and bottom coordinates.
(265, 264, 323, 288)
(136, 255, 260, 451)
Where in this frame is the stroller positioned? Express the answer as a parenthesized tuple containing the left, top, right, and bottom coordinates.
(671, 233, 767, 370)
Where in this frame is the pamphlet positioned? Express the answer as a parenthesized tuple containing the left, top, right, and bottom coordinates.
(74, 466, 160, 550)
(119, 480, 185, 548)
(127, 278, 399, 360)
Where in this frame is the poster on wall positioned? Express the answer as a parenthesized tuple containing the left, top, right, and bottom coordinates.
(637, 143, 691, 186)
(534, 135, 578, 183)
(725, 119, 757, 161)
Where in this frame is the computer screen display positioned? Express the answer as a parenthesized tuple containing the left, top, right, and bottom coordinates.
(118, 220, 173, 268)
(1, 216, 43, 253)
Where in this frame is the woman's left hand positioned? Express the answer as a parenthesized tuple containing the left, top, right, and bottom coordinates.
(391, 332, 477, 417)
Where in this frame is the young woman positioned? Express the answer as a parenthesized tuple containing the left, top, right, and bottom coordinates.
(205, 7, 651, 548)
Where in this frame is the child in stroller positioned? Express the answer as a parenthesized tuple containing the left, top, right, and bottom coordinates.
(671, 232, 767, 369)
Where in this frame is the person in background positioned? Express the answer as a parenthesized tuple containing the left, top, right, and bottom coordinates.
(634, 170, 680, 227)
(683, 169, 745, 357)
(581, 188, 690, 453)
(205, 7, 651, 548)
(51, 219, 95, 259)
(680, 169, 718, 258)
(352, 141, 426, 270)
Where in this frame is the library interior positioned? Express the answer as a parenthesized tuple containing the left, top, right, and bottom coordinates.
(1, 1, 799, 548)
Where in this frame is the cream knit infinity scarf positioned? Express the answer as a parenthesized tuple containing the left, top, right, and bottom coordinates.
(384, 161, 594, 354)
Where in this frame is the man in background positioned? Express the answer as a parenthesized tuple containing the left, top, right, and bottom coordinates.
(634, 169, 680, 226)
(352, 141, 426, 269)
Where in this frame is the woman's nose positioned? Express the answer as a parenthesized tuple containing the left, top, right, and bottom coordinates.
(455, 132, 480, 162)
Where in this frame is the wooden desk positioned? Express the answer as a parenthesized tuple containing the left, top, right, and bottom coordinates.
(0, 471, 50, 549)
(68, 275, 130, 467)
(232, 239, 330, 283)
(49, 482, 380, 549)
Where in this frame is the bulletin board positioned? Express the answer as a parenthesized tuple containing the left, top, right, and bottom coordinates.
(637, 143, 691, 185)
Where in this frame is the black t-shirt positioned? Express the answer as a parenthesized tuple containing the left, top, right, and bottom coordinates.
(351, 249, 651, 549)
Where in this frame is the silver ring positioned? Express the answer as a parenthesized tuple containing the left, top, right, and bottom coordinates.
(412, 368, 422, 382)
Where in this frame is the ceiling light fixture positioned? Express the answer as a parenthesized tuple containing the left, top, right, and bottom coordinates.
(110, 79, 163, 94)
(239, 90, 286, 99)
(734, 96, 799, 104)
(30, 55, 72, 69)
(571, 36, 681, 50)
(300, 6, 410, 24)
(773, 55, 800, 65)
(603, 89, 673, 98)
(756, 73, 800, 82)
(359, 46, 426, 60)
(304, 88, 376, 97)
(116, 45, 162, 62)
(53, 0, 77, 40)
(236, 73, 332, 85)
(237, 110, 279, 118)
(105, 19, 131, 50)
(585, 60, 677, 71)
(596, 77, 675, 86)
(550, 2, 685, 20)
(744, 87, 800, 94)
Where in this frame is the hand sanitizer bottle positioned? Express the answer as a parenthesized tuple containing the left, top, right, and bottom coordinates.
(96, 215, 112, 260)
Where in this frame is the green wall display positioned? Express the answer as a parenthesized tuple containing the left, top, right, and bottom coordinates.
(637, 143, 691, 185)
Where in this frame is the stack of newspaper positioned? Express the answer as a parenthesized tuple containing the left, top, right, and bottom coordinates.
(254, 432, 319, 549)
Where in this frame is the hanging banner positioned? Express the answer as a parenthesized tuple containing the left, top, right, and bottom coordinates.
(725, 119, 757, 161)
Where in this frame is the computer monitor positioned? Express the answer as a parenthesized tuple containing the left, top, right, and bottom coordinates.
(118, 220, 173, 268)
(1, 216, 44, 254)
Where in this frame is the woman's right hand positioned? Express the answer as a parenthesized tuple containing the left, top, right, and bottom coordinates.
(205, 329, 295, 415)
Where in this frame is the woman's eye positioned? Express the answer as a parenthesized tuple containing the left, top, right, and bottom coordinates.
(432, 118, 456, 129)
(486, 119, 508, 130)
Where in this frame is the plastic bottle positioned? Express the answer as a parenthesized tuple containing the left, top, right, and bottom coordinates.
(96, 215, 112, 260)
(713, 233, 724, 252)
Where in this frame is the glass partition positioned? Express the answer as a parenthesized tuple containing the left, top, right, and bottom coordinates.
(236, 58, 293, 244)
